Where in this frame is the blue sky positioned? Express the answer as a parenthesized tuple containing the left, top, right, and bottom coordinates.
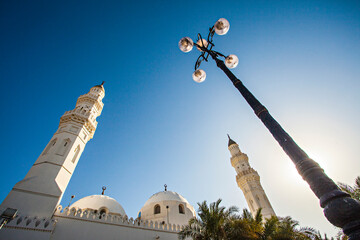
(1, 0, 359, 237)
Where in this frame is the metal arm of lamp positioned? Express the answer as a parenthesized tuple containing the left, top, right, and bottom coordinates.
(179, 18, 360, 239)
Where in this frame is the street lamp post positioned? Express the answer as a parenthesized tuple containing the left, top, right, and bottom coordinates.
(179, 18, 360, 239)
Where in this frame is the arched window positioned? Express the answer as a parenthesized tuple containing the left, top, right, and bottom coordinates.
(99, 207, 108, 219)
(71, 145, 80, 163)
(255, 195, 262, 207)
(179, 204, 185, 214)
(249, 200, 254, 212)
(42, 138, 57, 155)
(154, 204, 161, 214)
(56, 138, 71, 156)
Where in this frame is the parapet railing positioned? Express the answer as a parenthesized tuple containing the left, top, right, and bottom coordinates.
(0, 208, 56, 232)
(54, 205, 183, 233)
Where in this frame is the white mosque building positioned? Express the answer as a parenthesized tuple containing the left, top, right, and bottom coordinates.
(0, 83, 274, 240)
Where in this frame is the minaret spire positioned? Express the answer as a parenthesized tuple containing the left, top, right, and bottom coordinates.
(227, 135, 276, 219)
(0, 84, 105, 218)
(94, 81, 105, 90)
(227, 134, 237, 147)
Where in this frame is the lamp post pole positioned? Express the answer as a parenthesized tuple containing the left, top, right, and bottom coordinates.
(179, 19, 360, 239)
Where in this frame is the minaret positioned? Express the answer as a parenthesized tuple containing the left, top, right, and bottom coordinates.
(227, 135, 275, 219)
(0, 83, 105, 218)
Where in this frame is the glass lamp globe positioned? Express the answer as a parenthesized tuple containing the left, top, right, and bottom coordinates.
(225, 54, 239, 68)
(196, 39, 208, 51)
(179, 37, 194, 53)
(214, 18, 230, 35)
(192, 69, 206, 83)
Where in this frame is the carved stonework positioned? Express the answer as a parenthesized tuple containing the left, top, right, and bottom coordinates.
(0, 84, 105, 219)
(228, 137, 276, 219)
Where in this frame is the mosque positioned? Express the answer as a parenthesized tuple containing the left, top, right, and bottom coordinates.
(0, 83, 275, 239)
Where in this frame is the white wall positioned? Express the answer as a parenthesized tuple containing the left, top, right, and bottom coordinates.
(0, 206, 181, 240)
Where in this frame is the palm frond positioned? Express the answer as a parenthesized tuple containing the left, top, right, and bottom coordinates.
(254, 208, 263, 224)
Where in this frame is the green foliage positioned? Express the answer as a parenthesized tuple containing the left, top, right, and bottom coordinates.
(178, 199, 332, 240)
(338, 176, 360, 201)
(180, 176, 360, 240)
(178, 199, 239, 240)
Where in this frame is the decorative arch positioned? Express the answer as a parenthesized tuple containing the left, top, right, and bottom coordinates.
(99, 207, 108, 219)
(56, 138, 71, 156)
(255, 195, 262, 208)
(42, 138, 57, 155)
(154, 204, 161, 214)
(179, 204, 185, 214)
(249, 199, 255, 212)
(71, 145, 80, 163)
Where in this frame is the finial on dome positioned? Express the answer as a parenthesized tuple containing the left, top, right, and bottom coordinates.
(68, 195, 75, 207)
(164, 184, 167, 191)
(227, 134, 237, 146)
(93, 81, 105, 89)
(102, 186, 106, 195)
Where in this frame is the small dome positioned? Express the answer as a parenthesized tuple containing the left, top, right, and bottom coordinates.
(144, 191, 190, 207)
(70, 195, 126, 216)
(139, 190, 196, 226)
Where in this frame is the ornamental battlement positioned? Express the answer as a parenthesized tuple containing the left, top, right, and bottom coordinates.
(0, 208, 56, 232)
(61, 108, 97, 124)
(60, 109, 98, 135)
(77, 93, 104, 105)
(53, 205, 183, 233)
(236, 167, 259, 180)
(76, 94, 104, 111)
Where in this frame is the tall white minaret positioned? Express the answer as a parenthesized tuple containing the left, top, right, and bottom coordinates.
(227, 135, 275, 219)
(0, 83, 105, 218)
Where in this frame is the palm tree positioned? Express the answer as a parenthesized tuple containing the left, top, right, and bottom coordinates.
(310, 230, 335, 240)
(338, 176, 360, 201)
(224, 216, 258, 240)
(240, 208, 319, 240)
(240, 208, 263, 237)
(270, 216, 315, 240)
(259, 216, 279, 240)
(178, 199, 239, 240)
(179, 199, 324, 240)
(335, 231, 349, 240)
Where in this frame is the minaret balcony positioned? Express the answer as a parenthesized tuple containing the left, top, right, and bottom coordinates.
(236, 168, 260, 180)
(61, 109, 98, 129)
(77, 95, 104, 107)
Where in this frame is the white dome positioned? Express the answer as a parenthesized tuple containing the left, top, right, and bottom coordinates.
(70, 195, 126, 216)
(144, 191, 190, 207)
(139, 191, 196, 226)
